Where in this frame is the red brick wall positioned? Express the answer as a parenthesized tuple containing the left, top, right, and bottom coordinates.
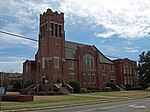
(23, 60, 36, 83)
(35, 9, 65, 85)
(113, 58, 137, 86)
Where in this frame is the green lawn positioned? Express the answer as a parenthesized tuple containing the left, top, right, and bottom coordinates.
(1, 90, 150, 111)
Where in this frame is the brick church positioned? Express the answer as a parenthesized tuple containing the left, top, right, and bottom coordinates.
(23, 9, 137, 91)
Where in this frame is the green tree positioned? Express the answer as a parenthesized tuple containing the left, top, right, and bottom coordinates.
(68, 80, 80, 93)
(137, 51, 150, 88)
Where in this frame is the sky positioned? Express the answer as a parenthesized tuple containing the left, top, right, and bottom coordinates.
(0, 0, 150, 73)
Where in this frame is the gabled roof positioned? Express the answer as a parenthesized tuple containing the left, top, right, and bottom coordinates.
(65, 41, 114, 64)
(93, 46, 114, 64)
(65, 41, 87, 59)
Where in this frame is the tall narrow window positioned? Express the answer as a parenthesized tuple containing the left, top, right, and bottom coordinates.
(54, 57, 59, 68)
(42, 57, 45, 68)
(88, 74, 91, 84)
(124, 77, 127, 85)
(69, 73, 74, 80)
(102, 64, 105, 71)
(130, 67, 132, 74)
(102, 74, 106, 83)
(83, 54, 94, 69)
(26, 64, 28, 74)
(69, 60, 74, 69)
(111, 65, 114, 72)
(123, 66, 126, 74)
(91, 74, 95, 84)
(51, 23, 54, 36)
(55, 24, 58, 37)
(59, 25, 61, 37)
(127, 66, 129, 74)
(83, 73, 86, 84)
(43, 25, 45, 37)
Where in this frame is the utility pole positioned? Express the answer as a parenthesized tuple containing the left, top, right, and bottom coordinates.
(0, 72, 4, 109)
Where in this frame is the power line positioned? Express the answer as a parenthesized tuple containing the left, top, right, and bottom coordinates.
(0, 30, 120, 59)
(0, 30, 38, 42)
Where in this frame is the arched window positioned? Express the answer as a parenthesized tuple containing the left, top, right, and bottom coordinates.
(83, 54, 94, 69)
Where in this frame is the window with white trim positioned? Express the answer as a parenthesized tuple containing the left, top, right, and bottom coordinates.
(83, 73, 87, 84)
(102, 74, 106, 83)
(130, 67, 132, 74)
(54, 57, 59, 68)
(127, 66, 129, 74)
(83, 54, 94, 69)
(87, 74, 91, 84)
(124, 77, 127, 85)
(42, 57, 45, 68)
(111, 65, 114, 72)
(69, 60, 74, 69)
(91, 74, 96, 84)
(102, 64, 105, 71)
(123, 66, 126, 74)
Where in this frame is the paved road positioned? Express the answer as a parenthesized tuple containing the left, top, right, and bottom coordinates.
(29, 98, 150, 112)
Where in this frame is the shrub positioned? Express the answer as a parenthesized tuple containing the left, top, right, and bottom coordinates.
(48, 91, 56, 95)
(56, 91, 64, 95)
(132, 86, 144, 90)
(37, 91, 46, 95)
(104, 87, 112, 92)
(106, 82, 119, 91)
(125, 84, 132, 90)
(68, 80, 80, 93)
(2, 95, 18, 101)
(87, 90, 92, 93)
(80, 88, 87, 93)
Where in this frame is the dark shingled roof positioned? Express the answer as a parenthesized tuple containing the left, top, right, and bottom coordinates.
(65, 41, 113, 64)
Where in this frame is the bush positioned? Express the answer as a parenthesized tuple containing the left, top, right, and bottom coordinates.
(87, 90, 92, 93)
(104, 87, 112, 92)
(37, 91, 46, 95)
(125, 84, 132, 90)
(80, 88, 87, 93)
(48, 91, 56, 95)
(2, 95, 18, 101)
(132, 86, 144, 90)
(68, 80, 80, 93)
(56, 91, 64, 95)
(106, 82, 119, 91)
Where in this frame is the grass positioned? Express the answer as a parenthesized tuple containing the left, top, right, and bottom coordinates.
(1, 90, 150, 111)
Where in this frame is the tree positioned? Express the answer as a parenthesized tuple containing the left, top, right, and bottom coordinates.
(68, 80, 80, 93)
(13, 82, 22, 90)
(137, 51, 150, 88)
(23, 80, 34, 88)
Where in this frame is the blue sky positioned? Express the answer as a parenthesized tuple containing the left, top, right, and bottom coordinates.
(0, 0, 150, 73)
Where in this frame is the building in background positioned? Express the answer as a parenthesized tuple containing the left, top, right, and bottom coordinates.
(23, 60, 36, 83)
(113, 58, 138, 87)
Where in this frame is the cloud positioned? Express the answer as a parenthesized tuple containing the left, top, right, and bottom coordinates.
(124, 47, 139, 53)
(0, 56, 33, 73)
(59, 0, 150, 39)
(0, 61, 23, 73)
(95, 31, 116, 38)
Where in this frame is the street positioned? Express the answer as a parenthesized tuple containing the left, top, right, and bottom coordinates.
(28, 98, 150, 112)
